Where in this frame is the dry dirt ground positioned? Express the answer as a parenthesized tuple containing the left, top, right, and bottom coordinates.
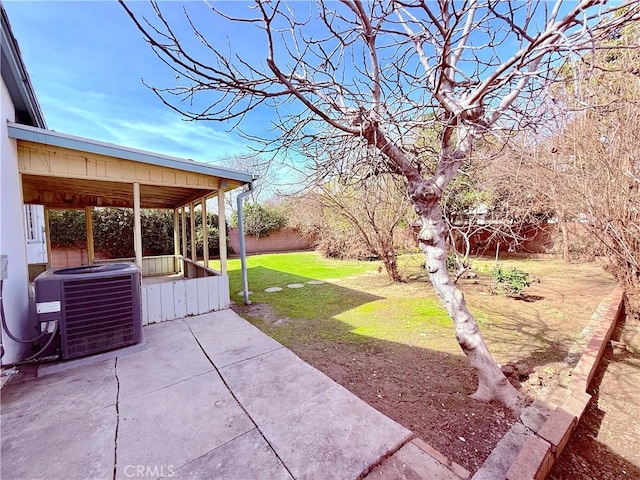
(234, 257, 620, 474)
(548, 313, 640, 479)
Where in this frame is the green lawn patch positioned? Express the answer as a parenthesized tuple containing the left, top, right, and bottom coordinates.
(221, 251, 456, 352)
(217, 251, 616, 365)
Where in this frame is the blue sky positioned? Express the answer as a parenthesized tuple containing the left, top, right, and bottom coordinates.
(4, 0, 263, 164)
(3, 0, 607, 173)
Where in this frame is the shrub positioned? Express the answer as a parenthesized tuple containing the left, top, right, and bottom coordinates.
(49, 207, 226, 258)
(93, 208, 135, 258)
(183, 209, 222, 257)
(491, 265, 531, 296)
(49, 209, 86, 247)
(141, 209, 175, 256)
(230, 202, 287, 238)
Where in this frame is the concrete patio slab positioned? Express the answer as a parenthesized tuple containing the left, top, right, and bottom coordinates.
(364, 441, 464, 480)
(186, 311, 283, 367)
(221, 347, 412, 480)
(258, 384, 412, 480)
(1, 406, 116, 480)
(220, 347, 340, 419)
(116, 371, 254, 480)
(0, 359, 116, 431)
(141, 316, 197, 349)
(116, 335, 214, 399)
(170, 429, 293, 480)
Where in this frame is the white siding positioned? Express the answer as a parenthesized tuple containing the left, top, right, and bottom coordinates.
(1, 80, 31, 364)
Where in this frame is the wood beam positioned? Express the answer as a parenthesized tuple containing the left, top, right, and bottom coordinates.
(181, 206, 187, 259)
(190, 202, 196, 262)
(218, 189, 227, 275)
(173, 208, 180, 274)
(202, 196, 209, 268)
(133, 182, 142, 269)
(43, 207, 52, 269)
(85, 206, 94, 265)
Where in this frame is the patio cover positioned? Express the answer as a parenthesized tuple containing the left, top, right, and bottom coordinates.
(7, 122, 255, 276)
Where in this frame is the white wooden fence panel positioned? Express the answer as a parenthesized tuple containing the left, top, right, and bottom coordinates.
(208, 276, 219, 311)
(141, 273, 229, 325)
(196, 277, 209, 314)
(160, 282, 176, 322)
(186, 279, 199, 316)
(141, 285, 149, 326)
(219, 276, 230, 310)
(145, 284, 163, 324)
(173, 281, 187, 319)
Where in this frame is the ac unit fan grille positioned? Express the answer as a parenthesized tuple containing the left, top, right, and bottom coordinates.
(62, 275, 137, 358)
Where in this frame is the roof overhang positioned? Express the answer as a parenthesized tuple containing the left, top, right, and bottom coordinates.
(1, 5, 46, 128)
(9, 123, 256, 210)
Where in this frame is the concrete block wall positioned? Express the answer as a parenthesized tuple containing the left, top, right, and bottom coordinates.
(228, 227, 315, 255)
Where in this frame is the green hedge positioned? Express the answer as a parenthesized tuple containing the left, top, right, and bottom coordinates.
(49, 208, 226, 258)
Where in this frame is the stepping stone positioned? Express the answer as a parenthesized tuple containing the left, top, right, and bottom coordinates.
(325, 278, 341, 283)
(264, 287, 283, 293)
(237, 291, 253, 296)
(287, 283, 305, 289)
(306, 280, 325, 285)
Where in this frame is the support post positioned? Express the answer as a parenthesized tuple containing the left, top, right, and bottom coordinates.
(217, 187, 227, 275)
(181, 206, 187, 258)
(190, 202, 196, 262)
(43, 207, 52, 270)
(133, 182, 142, 269)
(173, 208, 180, 273)
(85, 206, 94, 265)
(201, 197, 209, 268)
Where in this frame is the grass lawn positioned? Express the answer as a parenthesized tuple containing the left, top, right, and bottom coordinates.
(223, 251, 455, 349)
(219, 251, 615, 362)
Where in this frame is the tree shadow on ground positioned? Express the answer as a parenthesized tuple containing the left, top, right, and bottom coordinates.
(230, 266, 627, 474)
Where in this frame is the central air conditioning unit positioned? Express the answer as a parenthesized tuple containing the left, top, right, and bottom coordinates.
(34, 263, 143, 360)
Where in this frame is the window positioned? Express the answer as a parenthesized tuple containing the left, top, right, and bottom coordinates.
(25, 205, 39, 242)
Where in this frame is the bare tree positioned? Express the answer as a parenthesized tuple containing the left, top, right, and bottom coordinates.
(441, 142, 553, 281)
(530, 32, 640, 315)
(218, 153, 275, 210)
(119, 0, 640, 410)
(320, 174, 412, 281)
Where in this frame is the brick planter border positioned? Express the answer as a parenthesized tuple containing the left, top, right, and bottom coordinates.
(502, 287, 625, 480)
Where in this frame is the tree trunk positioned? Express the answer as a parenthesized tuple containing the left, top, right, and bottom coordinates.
(557, 209, 571, 261)
(381, 250, 403, 282)
(560, 221, 570, 261)
(418, 205, 526, 412)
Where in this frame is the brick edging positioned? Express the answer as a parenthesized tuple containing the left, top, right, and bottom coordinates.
(503, 287, 625, 480)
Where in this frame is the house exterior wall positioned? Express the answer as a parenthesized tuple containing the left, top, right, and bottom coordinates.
(1, 79, 31, 364)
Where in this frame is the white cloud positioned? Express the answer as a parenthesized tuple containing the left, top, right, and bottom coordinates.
(40, 92, 254, 164)
(117, 117, 250, 162)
